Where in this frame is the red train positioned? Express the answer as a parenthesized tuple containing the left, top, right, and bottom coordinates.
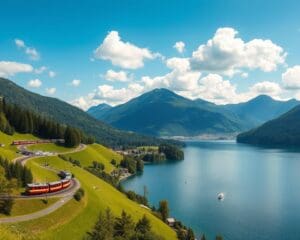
(26, 175, 71, 195)
(12, 139, 65, 146)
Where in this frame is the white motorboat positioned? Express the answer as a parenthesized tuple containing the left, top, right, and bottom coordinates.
(217, 192, 225, 200)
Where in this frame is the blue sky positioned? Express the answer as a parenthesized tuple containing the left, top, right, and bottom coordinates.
(1, 0, 300, 109)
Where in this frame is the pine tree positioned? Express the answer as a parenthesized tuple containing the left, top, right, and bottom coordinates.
(64, 126, 80, 147)
(135, 215, 151, 235)
(158, 200, 169, 222)
(114, 210, 135, 238)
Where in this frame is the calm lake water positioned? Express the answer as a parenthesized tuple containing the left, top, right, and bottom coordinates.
(122, 141, 300, 240)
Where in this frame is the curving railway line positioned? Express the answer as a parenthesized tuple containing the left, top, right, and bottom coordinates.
(0, 143, 85, 223)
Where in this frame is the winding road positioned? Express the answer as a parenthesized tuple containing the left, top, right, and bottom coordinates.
(0, 143, 85, 223)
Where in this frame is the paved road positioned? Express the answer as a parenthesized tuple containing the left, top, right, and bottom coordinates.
(0, 143, 84, 223)
(0, 179, 80, 223)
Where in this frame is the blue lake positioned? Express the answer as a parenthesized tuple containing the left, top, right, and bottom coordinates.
(122, 141, 300, 240)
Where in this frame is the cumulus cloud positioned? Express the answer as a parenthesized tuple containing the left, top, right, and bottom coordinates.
(190, 27, 286, 76)
(282, 66, 300, 89)
(104, 69, 130, 82)
(173, 41, 185, 53)
(71, 79, 81, 87)
(71, 83, 144, 110)
(0, 61, 33, 77)
(28, 79, 42, 88)
(46, 87, 56, 95)
(15, 38, 40, 60)
(142, 58, 201, 92)
(94, 31, 159, 69)
(249, 81, 282, 97)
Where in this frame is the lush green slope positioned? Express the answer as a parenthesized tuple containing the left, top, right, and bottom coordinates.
(0, 78, 176, 147)
(0, 134, 176, 239)
(0, 199, 59, 218)
(237, 105, 300, 146)
(27, 143, 75, 153)
(226, 95, 299, 127)
(0, 131, 39, 160)
(63, 144, 122, 173)
(3, 155, 177, 240)
(89, 88, 245, 136)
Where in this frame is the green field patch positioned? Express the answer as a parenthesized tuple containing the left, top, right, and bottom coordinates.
(0, 131, 39, 161)
(0, 198, 59, 218)
(26, 157, 60, 182)
(27, 143, 75, 153)
(63, 143, 122, 173)
(2, 198, 85, 240)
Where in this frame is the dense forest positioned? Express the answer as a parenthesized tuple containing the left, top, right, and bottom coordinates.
(0, 97, 94, 147)
(158, 144, 184, 160)
(0, 156, 33, 215)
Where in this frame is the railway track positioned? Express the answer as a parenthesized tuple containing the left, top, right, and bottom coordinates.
(0, 143, 85, 223)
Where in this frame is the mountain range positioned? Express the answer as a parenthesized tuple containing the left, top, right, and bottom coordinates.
(87, 88, 300, 137)
(0, 78, 177, 147)
(237, 104, 300, 147)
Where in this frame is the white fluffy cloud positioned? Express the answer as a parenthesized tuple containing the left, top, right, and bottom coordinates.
(173, 41, 185, 53)
(282, 66, 300, 89)
(250, 81, 282, 97)
(72, 27, 292, 109)
(0, 61, 33, 77)
(15, 39, 40, 60)
(94, 31, 159, 69)
(28, 79, 42, 88)
(71, 83, 144, 109)
(190, 28, 286, 76)
(46, 87, 56, 95)
(104, 69, 129, 82)
(142, 57, 201, 92)
(71, 79, 81, 87)
(93, 83, 144, 105)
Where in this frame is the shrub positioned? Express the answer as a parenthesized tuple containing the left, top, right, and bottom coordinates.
(74, 188, 85, 201)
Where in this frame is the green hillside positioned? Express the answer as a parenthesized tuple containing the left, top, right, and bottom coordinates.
(3, 155, 177, 239)
(0, 131, 176, 240)
(0, 131, 39, 160)
(237, 105, 300, 146)
(0, 78, 178, 148)
(63, 144, 122, 173)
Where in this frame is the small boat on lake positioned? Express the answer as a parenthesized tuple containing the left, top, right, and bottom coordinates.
(217, 192, 225, 200)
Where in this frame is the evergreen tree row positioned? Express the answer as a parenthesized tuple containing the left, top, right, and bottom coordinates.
(86, 208, 164, 240)
(0, 97, 95, 147)
(158, 144, 184, 161)
(0, 156, 33, 187)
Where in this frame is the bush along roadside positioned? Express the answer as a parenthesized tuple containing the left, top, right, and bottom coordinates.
(74, 188, 85, 201)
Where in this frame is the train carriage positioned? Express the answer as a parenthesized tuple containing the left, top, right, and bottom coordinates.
(49, 181, 63, 192)
(26, 183, 49, 195)
(26, 169, 73, 195)
(61, 179, 71, 188)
